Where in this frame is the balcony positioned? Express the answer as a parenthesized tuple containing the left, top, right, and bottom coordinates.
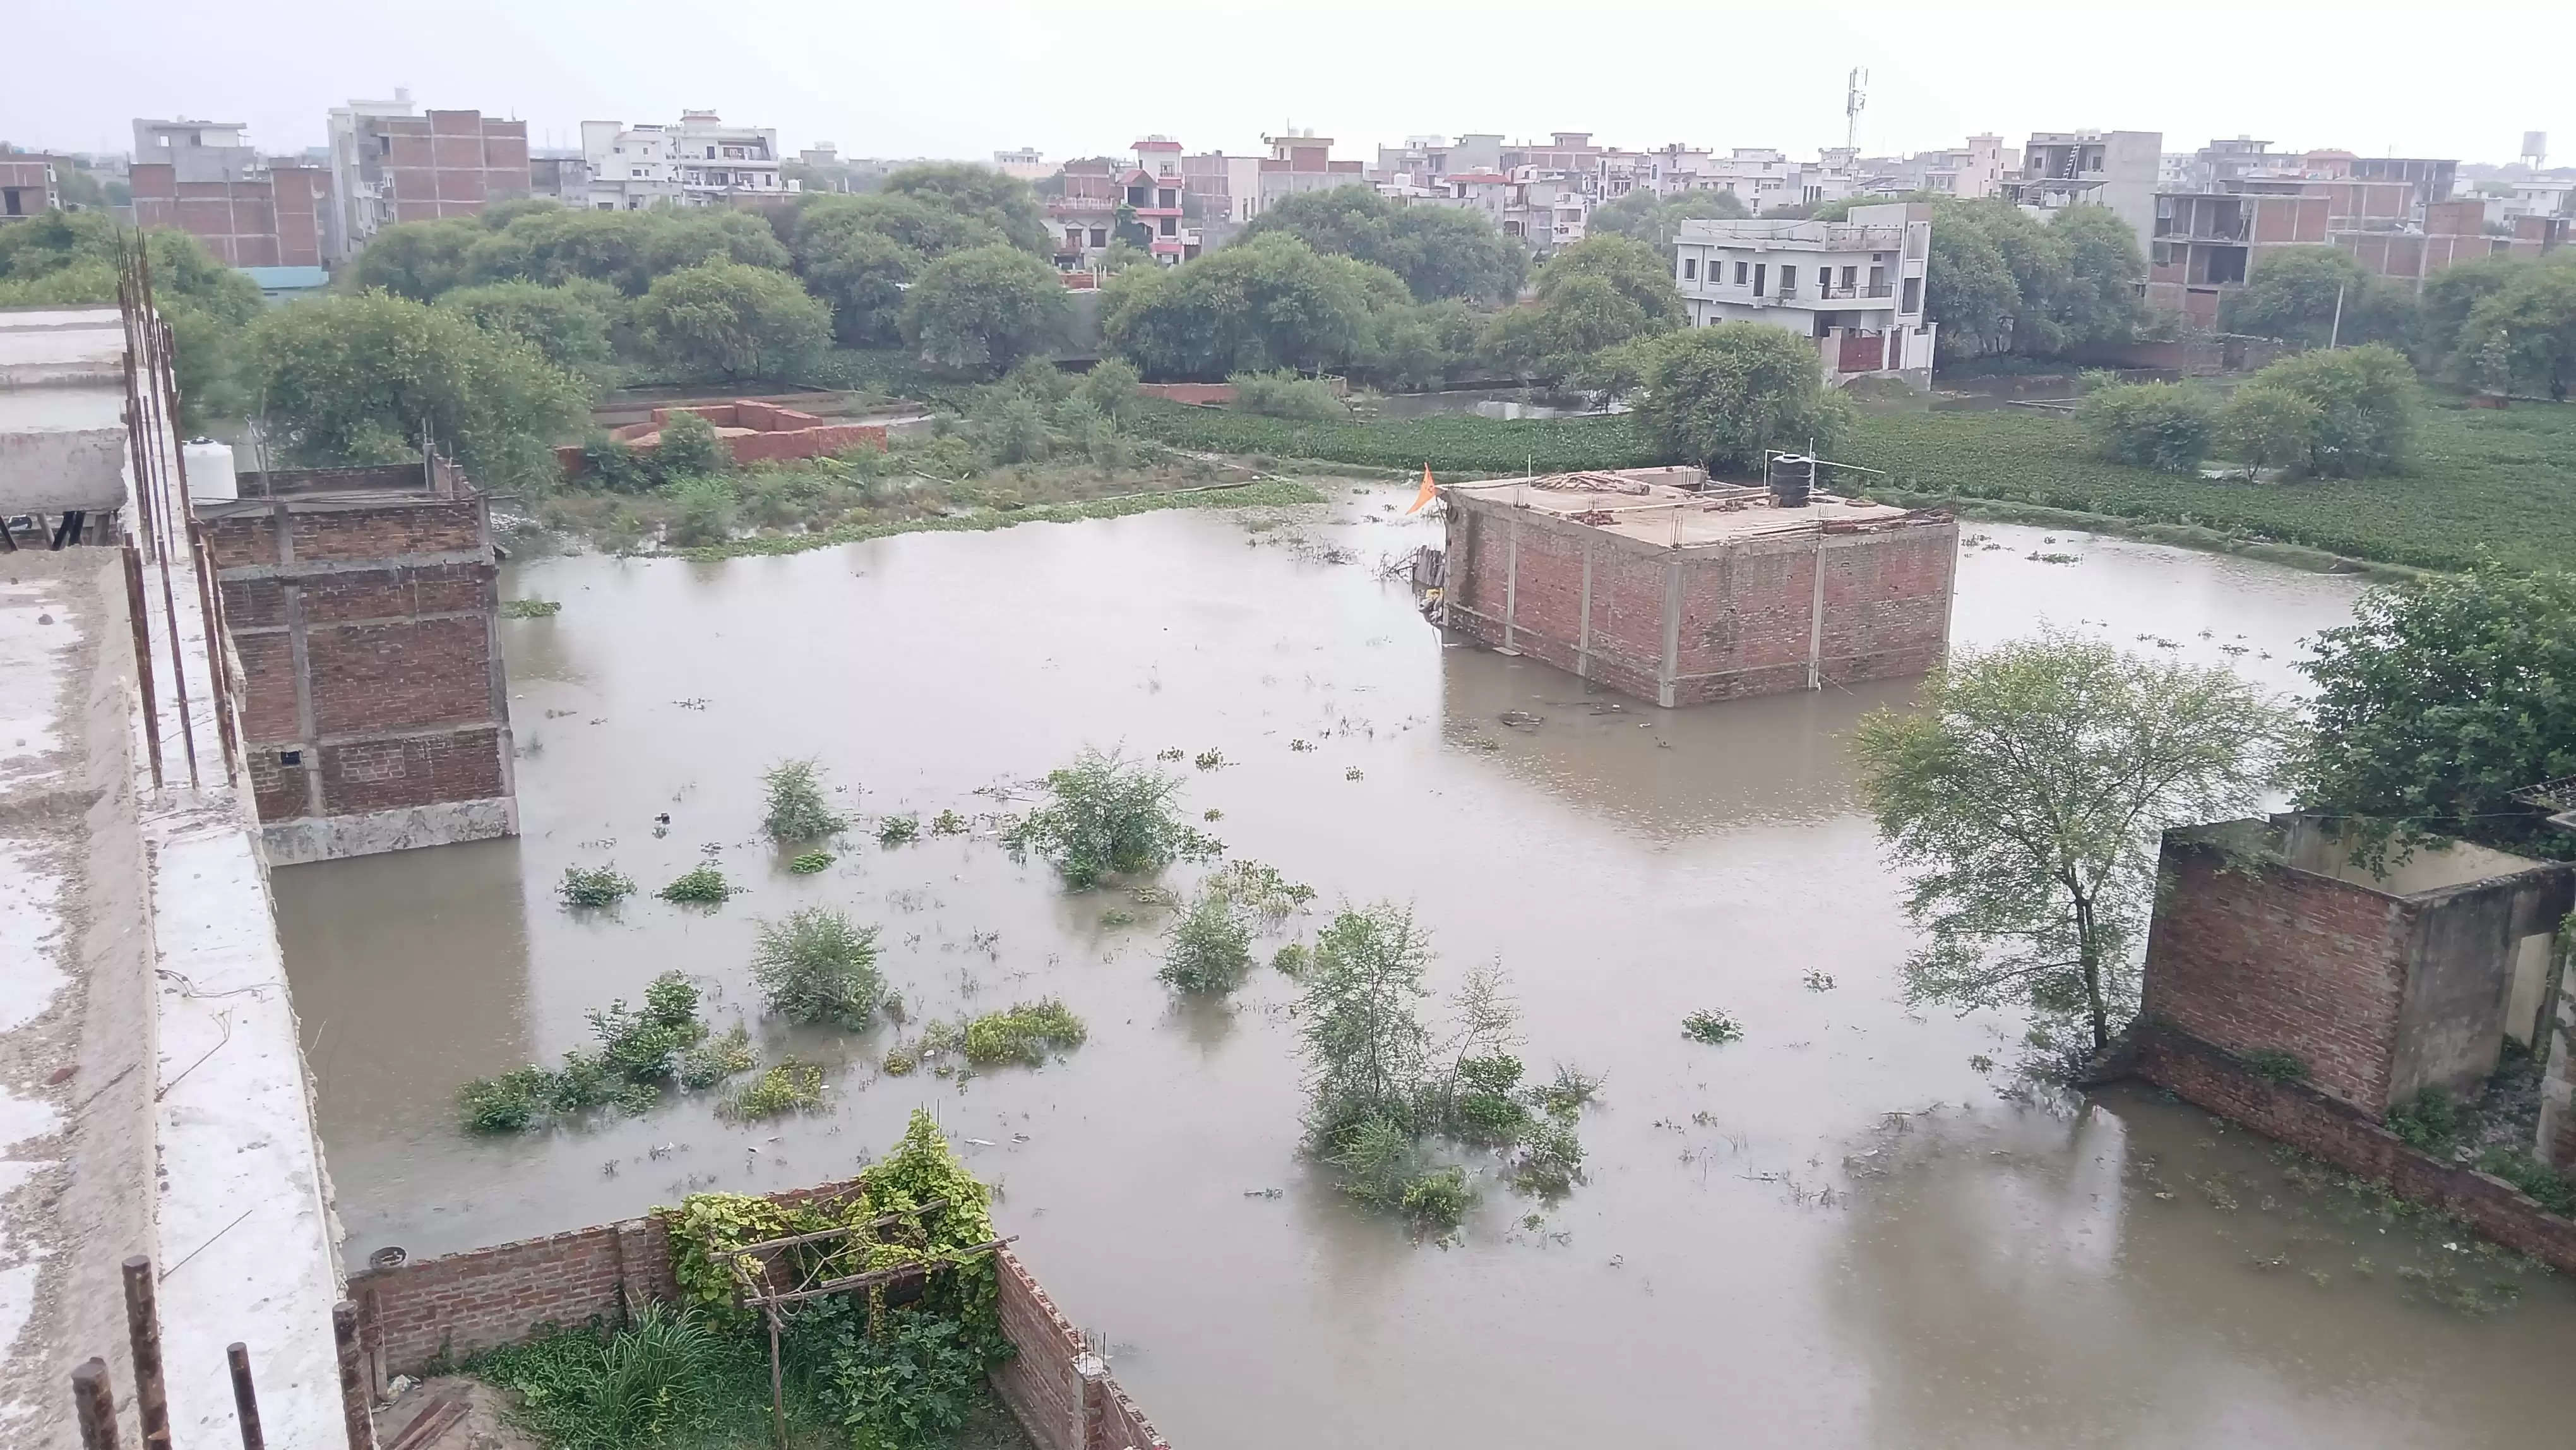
(1815, 283, 1894, 301)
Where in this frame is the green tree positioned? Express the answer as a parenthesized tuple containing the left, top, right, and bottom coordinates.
(1923, 215, 2020, 359)
(2227, 343, 2417, 477)
(460, 207, 791, 297)
(1369, 299, 1482, 390)
(1631, 323, 1849, 473)
(882, 163, 1048, 253)
(346, 217, 485, 300)
(2043, 205, 2147, 349)
(0, 213, 260, 427)
(794, 223, 919, 347)
(796, 191, 1006, 261)
(1477, 235, 1685, 384)
(2214, 383, 2324, 470)
(1532, 234, 1685, 325)
(1239, 186, 1525, 303)
(899, 244, 1069, 374)
(1852, 634, 2301, 1058)
(436, 279, 620, 375)
(244, 291, 587, 486)
(2078, 380, 2215, 472)
(633, 260, 831, 384)
(2220, 246, 2374, 347)
(1102, 234, 1397, 380)
(1299, 904, 1434, 1148)
(1589, 188, 1749, 251)
(2452, 261, 2576, 400)
(2416, 253, 2530, 368)
(2301, 566, 2576, 862)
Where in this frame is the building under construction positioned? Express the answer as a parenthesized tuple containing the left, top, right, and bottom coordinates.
(1433, 465, 1957, 706)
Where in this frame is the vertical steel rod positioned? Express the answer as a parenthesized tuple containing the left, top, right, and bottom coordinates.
(73, 1356, 122, 1450)
(189, 522, 239, 786)
(333, 1300, 374, 1450)
(122, 545, 165, 789)
(122, 1255, 172, 1450)
(227, 1343, 265, 1450)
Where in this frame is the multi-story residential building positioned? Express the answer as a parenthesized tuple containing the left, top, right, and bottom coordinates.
(2337, 198, 2509, 290)
(2501, 177, 2576, 219)
(1255, 131, 1367, 213)
(1182, 150, 1265, 227)
(1670, 203, 1936, 389)
(581, 113, 785, 211)
(1, 157, 58, 220)
(130, 117, 330, 267)
(1369, 133, 1503, 192)
(2146, 189, 2328, 326)
(994, 147, 1052, 181)
(528, 150, 592, 203)
(1045, 141, 1202, 270)
(324, 94, 528, 260)
(1504, 132, 1606, 176)
(2003, 129, 2161, 250)
(1854, 136, 2007, 200)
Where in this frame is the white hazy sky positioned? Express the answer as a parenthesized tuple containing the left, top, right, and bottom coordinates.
(9, 1, 2573, 169)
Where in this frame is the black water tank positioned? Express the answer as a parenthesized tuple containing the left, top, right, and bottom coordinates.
(1768, 453, 1813, 508)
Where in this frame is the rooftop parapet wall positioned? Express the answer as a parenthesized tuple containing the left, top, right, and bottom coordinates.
(2139, 815, 2574, 1116)
(1437, 471, 1956, 708)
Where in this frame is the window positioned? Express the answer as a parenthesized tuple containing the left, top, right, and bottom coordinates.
(1840, 265, 1857, 289)
(1682, 257, 1698, 280)
(1753, 263, 1766, 296)
(1159, 217, 1176, 236)
(1779, 265, 1797, 296)
(1734, 260, 1748, 284)
(1159, 189, 1177, 207)
(1089, 227, 1108, 248)
(1900, 276, 1922, 313)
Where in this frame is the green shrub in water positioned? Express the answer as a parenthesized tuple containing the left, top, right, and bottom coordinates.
(558, 865, 635, 909)
(1157, 886, 1254, 994)
(1682, 1009, 1743, 1045)
(750, 908, 885, 1028)
(1006, 746, 1218, 888)
(655, 863, 736, 904)
(717, 1060, 825, 1120)
(959, 999, 1087, 1067)
(761, 758, 848, 842)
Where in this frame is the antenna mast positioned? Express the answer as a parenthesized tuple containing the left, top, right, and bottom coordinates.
(1845, 68, 1869, 153)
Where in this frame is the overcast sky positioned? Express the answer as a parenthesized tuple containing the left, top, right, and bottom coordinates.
(10, 1, 2572, 170)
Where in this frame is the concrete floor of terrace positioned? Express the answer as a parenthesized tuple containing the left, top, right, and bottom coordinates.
(1, 304, 346, 1450)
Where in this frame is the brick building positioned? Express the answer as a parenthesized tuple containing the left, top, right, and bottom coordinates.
(196, 460, 516, 863)
(326, 93, 530, 261)
(1, 156, 59, 220)
(1435, 467, 1957, 707)
(2146, 189, 2330, 326)
(129, 160, 328, 267)
(2138, 815, 2571, 1117)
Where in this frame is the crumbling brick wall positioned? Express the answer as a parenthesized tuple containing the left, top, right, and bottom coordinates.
(2140, 834, 2410, 1113)
(2134, 1024, 2576, 1273)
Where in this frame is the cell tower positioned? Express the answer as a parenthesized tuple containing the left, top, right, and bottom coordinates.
(1846, 68, 1868, 153)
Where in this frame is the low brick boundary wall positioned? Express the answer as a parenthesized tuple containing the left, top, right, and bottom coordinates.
(2133, 1024, 2576, 1271)
(348, 1193, 1169, 1449)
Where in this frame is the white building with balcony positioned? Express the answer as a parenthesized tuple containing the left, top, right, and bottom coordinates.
(581, 112, 789, 210)
(1671, 202, 1936, 390)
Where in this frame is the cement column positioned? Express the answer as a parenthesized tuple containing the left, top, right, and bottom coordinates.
(2541, 937, 2576, 1168)
(1502, 508, 1520, 653)
(1657, 555, 1681, 709)
(1577, 539, 1595, 681)
(1806, 534, 1828, 691)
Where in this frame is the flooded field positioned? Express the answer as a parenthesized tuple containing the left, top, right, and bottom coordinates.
(277, 495, 2575, 1448)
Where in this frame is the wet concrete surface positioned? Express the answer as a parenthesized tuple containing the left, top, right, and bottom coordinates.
(277, 496, 2573, 1448)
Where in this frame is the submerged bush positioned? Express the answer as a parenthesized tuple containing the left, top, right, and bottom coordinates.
(656, 863, 737, 904)
(457, 971, 715, 1132)
(1157, 886, 1255, 994)
(761, 758, 849, 842)
(677, 1024, 755, 1089)
(499, 597, 562, 618)
(718, 1060, 826, 1120)
(558, 864, 636, 909)
(1398, 1166, 1472, 1229)
(960, 999, 1087, 1066)
(1007, 746, 1219, 888)
(750, 908, 885, 1028)
(788, 849, 835, 874)
(876, 813, 921, 847)
(1682, 1009, 1743, 1045)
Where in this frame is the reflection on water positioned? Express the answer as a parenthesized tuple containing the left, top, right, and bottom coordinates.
(276, 496, 2569, 1447)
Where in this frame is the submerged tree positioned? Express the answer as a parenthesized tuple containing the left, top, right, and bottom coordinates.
(1299, 902, 1435, 1149)
(761, 758, 848, 842)
(1850, 634, 2301, 1062)
(1007, 746, 1217, 888)
(750, 908, 886, 1028)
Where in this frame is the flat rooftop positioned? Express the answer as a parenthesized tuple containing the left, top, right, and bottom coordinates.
(1446, 470, 1928, 549)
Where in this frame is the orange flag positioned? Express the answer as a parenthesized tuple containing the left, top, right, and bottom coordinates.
(1406, 463, 1436, 515)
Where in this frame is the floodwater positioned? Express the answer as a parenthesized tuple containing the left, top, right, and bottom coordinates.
(277, 498, 2576, 1449)
(1368, 386, 1612, 421)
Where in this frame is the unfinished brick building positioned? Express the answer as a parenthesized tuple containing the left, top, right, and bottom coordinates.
(1436, 469, 1957, 707)
(197, 459, 516, 863)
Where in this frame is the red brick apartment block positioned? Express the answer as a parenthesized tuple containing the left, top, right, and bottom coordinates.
(196, 460, 516, 863)
(371, 109, 530, 223)
(1437, 469, 1956, 707)
(2138, 815, 2572, 1116)
(1, 158, 57, 218)
(350, 1187, 1171, 1450)
(129, 162, 329, 267)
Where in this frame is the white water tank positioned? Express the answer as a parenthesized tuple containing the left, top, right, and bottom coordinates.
(182, 439, 237, 503)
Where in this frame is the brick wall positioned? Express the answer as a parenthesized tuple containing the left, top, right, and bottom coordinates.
(351, 1201, 1171, 1449)
(2132, 1025, 2576, 1274)
(2140, 834, 2410, 1111)
(202, 492, 512, 843)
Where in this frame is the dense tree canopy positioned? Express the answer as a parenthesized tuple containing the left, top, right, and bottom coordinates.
(2221, 344, 2416, 477)
(2451, 258, 2576, 400)
(2221, 246, 2411, 351)
(435, 279, 621, 374)
(788, 193, 1011, 347)
(1476, 234, 1686, 385)
(633, 260, 832, 384)
(0, 211, 261, 425)
(1238, 188, 1526, 303)
(881, 164, 1048, 253)
(347, 216, 486, 300)
(1630, 322, 1849, 473)
(244, 291, 587, 486)
(1102, 234, 1407, 380)
(2301, 566, 2576, 863)
(2416, 253, 2528, 368)
(1850, 199, 2146, 362)
(899, 244, 1070, 375)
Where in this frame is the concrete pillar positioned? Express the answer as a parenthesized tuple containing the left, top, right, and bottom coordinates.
(1075, 1353, 1109, 1450)
(1501, 508, 1520, 654)
(1576, 539, 1594, 681)
(2539, 935, 2576, 1169)
(1656, 555, 1681, 709)
(1805, 534, 1828, 691)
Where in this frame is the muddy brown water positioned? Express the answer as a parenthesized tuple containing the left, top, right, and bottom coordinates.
(278, 496, 2573, 1447)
